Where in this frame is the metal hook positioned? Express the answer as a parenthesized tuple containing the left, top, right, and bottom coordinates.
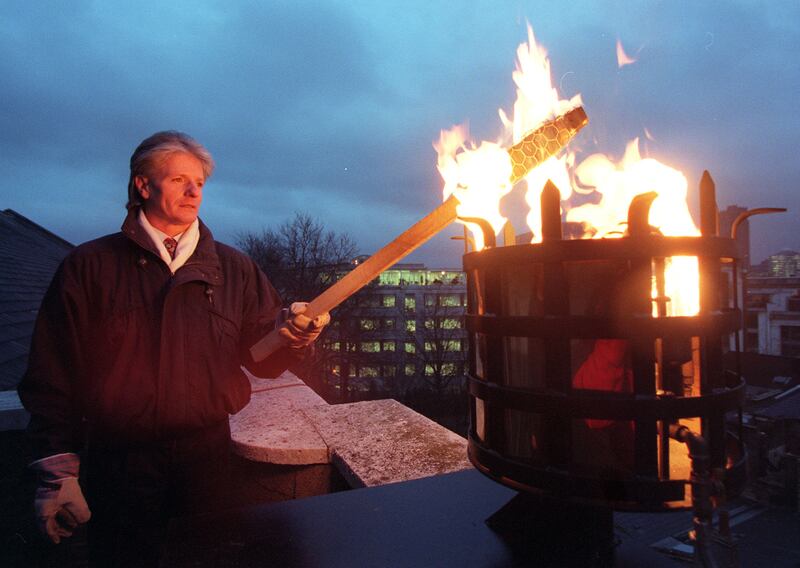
(458, 217, 496, 248)
(626, 191, 659, 236)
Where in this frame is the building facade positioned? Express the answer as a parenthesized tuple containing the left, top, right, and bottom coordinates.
(320, 262, 467, 400)
(744, 275, 800, 356)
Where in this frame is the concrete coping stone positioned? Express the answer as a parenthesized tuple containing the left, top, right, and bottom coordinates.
(230, 372, 472, 487)
(304, 399, 471, 488)
(231, 372, 329, 465)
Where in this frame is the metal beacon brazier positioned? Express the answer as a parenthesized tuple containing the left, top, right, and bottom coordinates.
(463, 175, 747, 565)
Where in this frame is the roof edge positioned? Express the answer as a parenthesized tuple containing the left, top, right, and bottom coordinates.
(2, 209, 74, 249)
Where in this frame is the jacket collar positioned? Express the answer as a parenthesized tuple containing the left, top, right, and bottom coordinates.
(121, 208, 225, 286)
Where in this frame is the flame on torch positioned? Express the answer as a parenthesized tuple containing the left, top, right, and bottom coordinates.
(434, 23, 702, 316)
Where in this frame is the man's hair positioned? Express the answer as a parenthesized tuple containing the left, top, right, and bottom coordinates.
(126, 131, 215, 210)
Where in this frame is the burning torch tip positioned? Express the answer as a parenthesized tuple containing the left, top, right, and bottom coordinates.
(565, 106, 589, 129)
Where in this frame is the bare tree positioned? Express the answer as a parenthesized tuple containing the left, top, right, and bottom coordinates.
(237, 213, 358, 396)
(403, 284, 467, 394)
(237, 213, 357, 304)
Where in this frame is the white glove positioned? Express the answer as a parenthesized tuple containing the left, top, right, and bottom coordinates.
(278, 302, 331, 350)
(32, 455, 91, 544)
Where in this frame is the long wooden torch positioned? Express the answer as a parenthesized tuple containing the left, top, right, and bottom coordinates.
(250, 106, 589, 361)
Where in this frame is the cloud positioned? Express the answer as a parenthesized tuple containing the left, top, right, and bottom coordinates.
(0, 0, 798, 267)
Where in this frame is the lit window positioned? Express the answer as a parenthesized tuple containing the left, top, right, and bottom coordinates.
(382, 341, 396, 352)
(359, 319, 379, 330)
(404, 295, 416, 310)
(424, 318, 435, 330)
(442, 363, 458, 376)
(424, 341, 434, 352)
(382, 295, 396, 308)
(404, 364, 416, 377)
(443, 339, 462, 351)
(359, 366, 379, 378)
(379, 271, 400, 286)
(439, 294, 461, 307)
(425, 294, 436, 307)
(440, 318, 461, 329)
(405, 319, 416, 333)
(383, 318, 396, 330)
(424, 364, 435, 376)
(360, 341, 380, 353)
(404, 342, 416, 354)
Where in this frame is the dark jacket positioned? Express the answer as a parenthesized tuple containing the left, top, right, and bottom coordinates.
(19, 210, 296, 459)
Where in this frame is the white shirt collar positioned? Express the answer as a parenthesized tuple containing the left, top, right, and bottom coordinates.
(138, 210, 200, 274)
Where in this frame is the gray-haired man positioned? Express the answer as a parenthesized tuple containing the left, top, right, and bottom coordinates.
(19, 131, 328, 566)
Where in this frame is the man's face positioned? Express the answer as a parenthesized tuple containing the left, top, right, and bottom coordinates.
(135, 152, 205, 235)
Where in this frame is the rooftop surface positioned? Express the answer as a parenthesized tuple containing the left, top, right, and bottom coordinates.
(162, 468, 800, 567)
(0, 209, 72, 390)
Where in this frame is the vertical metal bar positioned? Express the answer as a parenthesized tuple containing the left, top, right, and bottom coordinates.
(502, 220, 516, 247)
(630, 265, 659, 477)
(466, 268, 479, 441)
(484, 265, 506, 454)
(541, 180, 571, 467)
(653, 257, 670, 479)
(627, 192, 660, 478)
(699, 170, 725, 470)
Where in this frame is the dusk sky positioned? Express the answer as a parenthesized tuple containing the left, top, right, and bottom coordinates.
(1, 1, 798, 268)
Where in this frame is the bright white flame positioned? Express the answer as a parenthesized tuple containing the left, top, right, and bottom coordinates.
(434, 24, 701, 316)
(436, 24, 580, 250)
(566, 139, 700, 315)
(434, 126, 512, 251)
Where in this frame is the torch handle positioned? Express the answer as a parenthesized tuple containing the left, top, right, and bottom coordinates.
(250, 194, 460, 362)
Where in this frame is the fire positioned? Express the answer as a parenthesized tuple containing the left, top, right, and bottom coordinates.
(566, 139, 700, 316)
(435, 24, 580, 250)
(434, 23, 701, 316)
(434, 128, 512, 251)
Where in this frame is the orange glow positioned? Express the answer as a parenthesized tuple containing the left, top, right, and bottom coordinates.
(434, 24, 701, 316)
(435, 24, 581, 250)
(434, 128, 513, 251)
(566, 139, 700, 315)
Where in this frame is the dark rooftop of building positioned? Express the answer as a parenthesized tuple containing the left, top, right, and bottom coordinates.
(0, 209, 73, 390)
(751, 386, 800, 420)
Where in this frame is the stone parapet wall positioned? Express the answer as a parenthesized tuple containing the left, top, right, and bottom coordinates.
(229, 371, 471, 500)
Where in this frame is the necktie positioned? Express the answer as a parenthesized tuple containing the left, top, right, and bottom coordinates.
(164, 237, 178, 260)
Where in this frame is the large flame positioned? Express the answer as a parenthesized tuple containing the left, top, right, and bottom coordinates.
(435, 25, 581, 249)
(566, 139, 700, 315)
(434, 127, 512, 251)
(434, 23, 701, 316)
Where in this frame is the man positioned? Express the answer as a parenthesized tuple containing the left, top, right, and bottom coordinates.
(18, 131, 329, 566)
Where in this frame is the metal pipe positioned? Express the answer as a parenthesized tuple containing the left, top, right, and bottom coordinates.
(730, 207, 786, 239)
(731, 207, 786, 390)
(669, 424, 715, 565)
